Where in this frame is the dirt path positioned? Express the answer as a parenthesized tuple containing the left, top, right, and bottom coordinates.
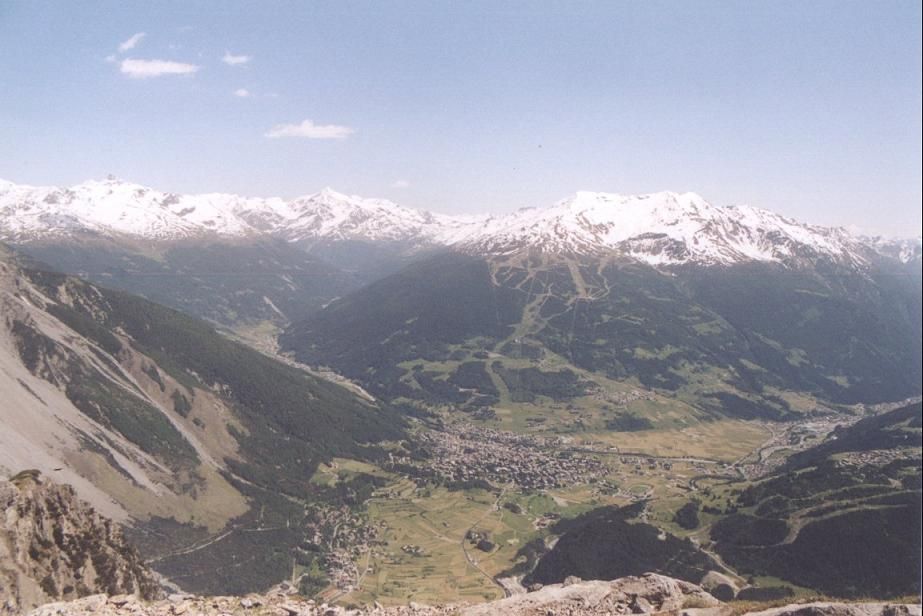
(145, 466, 309, 568)
(460, 487, 511, 598)
(333, 548, 375, 604)
(146, 529, 235, 564)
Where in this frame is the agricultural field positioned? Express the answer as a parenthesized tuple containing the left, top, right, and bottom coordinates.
(309, 401, 919, 606)
(344, 485, 508, 605)
(325, 433, 748, 605)
(333, 471, 631, 605)
(586, 419, 771, 462)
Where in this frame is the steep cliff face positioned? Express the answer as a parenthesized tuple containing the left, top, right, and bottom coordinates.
(0, 471, 161, 615)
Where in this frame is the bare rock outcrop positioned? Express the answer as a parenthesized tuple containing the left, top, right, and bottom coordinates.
(27, 592, 462, 616)
(745, 603, 921, 616)
(0, 471, 161, 615)
(462, 572, 720, 615)
(24, 573, 720, 615)
(22, 577, 923, 616)
(700, 571, 739, 602)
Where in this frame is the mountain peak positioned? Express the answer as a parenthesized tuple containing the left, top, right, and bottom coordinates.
(453, 189, 871, 266)
(562, 190, 710, 212)
(314, 186, 352, 201)
(71, 176, 152, 194)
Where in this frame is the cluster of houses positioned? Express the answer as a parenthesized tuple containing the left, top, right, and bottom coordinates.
(837, 447, 920, 468)
(393, 424, 609, 490)
(587, 385, 656, 405)
(301, 504, 385, 591)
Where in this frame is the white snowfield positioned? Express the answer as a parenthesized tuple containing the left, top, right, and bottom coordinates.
(1, 177, 919, 267)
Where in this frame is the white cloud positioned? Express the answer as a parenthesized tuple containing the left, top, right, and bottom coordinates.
(391, 180, 411, 189)
(264, 119, 355, 140)
(120, 58, 201, 78)
(234, 88, 251, 98)
(118, 32, 146, 53)
(222, 51, 252, 66)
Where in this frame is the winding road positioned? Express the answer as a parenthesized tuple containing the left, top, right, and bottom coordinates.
(460, 486, 512, 598)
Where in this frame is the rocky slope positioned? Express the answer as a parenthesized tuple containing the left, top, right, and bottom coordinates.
(462, 573, 720, 616)
(20, 573, 721, 615)
(0, 246, 404, 595)
(0, 471, 160, 615)
(25, 574, 922, 616)
(5, 474, 920, 616)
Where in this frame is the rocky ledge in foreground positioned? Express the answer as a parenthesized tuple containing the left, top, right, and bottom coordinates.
(27, 573, 922, 616)
(1, 471, 161, 615)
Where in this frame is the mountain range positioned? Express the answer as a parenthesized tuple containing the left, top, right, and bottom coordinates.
(2, 177, 919, 266)
(3, 176, 920, 419)
(0, 177, 920, 603)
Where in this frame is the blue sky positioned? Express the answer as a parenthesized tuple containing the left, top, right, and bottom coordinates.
(0, 1, 920, 235)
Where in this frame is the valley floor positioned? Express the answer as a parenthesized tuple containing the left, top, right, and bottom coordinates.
(140, 394, 919, 607)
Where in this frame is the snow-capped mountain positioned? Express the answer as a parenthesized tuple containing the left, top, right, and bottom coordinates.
(0, 177, 271, 240)
(277, 188, 485, 243)
(863, 235, 923, 265)
(454, 191, 870, 266)
(0, 178, 482, 247)
(0, 177, 912, 268)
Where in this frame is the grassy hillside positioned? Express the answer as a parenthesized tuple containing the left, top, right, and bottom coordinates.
(3, 259, 408, 595)
(282, 252, 922, 420)
(519, 403, 921, 600)
(709, 403, 922, 598)
(25, 267, 405, 498)
(282, 252, 527, 401)
(783, 402, 922, 470)
(16, 238, 362, 326)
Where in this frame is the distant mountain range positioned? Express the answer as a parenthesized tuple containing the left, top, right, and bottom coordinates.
(2, 177, 919, 267)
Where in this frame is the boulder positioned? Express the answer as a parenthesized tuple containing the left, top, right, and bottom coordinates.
(745, 603, 921, 616)
(700, 571, 739, 601)
(462, 572, 720, 615)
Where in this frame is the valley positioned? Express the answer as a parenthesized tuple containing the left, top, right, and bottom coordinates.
(114, 378, 916, 606)
(2, 6, 920, 613)
(1, 180, 920, 609)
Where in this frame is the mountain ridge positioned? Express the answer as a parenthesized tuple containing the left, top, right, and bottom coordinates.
(282, 249, 922, 417)
(2, 178, 918, 268)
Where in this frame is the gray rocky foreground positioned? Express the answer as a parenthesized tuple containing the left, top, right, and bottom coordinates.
(26, 573, 922, 616)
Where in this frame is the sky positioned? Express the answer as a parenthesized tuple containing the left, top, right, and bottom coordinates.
(0, 1, 920, 236)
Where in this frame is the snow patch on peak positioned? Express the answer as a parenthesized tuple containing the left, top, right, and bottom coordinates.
(282, 189, 446, 243)
(0, 179, 260, 240)
(454, 190, 870, 267)
(864, 235, 922, 264)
